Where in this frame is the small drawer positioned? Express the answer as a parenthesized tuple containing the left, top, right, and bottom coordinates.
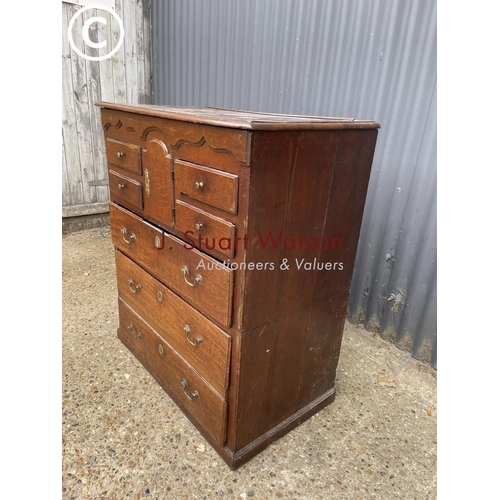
(106, 138, 142, 175)
(117, 299, 227, 445)
(175, 160, 239, 214)
(115, 250, 231, 396)
(109, 170, 144, 211)
(109, 202, 234, 327)
(175, 200, 236, 258)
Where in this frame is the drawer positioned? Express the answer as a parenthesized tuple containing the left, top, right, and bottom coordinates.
(175, 200, 236, 258)
(117, 299, 227, 444)
(115, 250, 231, 395)
(109, 202, 234, 327)
(106, 138, 142, 175)
(175, 159, 239, 214)
(109, 170, 143, 211)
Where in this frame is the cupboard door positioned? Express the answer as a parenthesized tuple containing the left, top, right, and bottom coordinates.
(142, 138, 174, 228)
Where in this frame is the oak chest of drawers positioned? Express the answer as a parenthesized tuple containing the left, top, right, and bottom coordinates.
(97, 102, 379, 469)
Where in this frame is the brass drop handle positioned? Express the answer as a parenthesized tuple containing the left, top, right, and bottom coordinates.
(195, 222, 204, 231)
(127, 323, 142, 338)
(127, 278, 141, 294)
(181, 266, 202, 287)
(194, 181, 204, 190)
(121, 228, 136, 244)
(117, 151, 124, 157)
(184, 324, 203, 347)
(118, 183, 126, 189)
(181, 379, 199, 400)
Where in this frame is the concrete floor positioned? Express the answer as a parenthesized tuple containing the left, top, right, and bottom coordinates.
(62, 226, 437, 500)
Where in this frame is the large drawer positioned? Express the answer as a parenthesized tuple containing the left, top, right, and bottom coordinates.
(115, 249, 231, 396)
(109, 202, 234, 327)
(117, 299, 227, 444)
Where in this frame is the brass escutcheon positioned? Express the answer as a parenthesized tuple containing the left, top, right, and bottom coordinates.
(145, 168, 150, 197)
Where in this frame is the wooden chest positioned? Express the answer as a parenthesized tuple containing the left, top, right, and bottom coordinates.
(96, 102, 379, 469)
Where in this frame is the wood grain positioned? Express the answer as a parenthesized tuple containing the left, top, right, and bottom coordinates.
(297, 129, 379, 405)
(142, 138, 174, 228)
(109, 202, 234, 328)
(108, 170, 143, 211)
(115, 250, 232, 396)
(106, 138, 142, 175)
(175, 201, 236, 259)
(174, 159, 239, 214)
(101, 109, 249, 172)
(96, 101, 380, 131)
(99, 103, 379, 468)
(118, 299, 228, 444)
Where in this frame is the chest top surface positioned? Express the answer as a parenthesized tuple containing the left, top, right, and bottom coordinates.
(95, 102, 380, 131)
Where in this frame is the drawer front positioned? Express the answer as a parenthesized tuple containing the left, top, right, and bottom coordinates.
(109, 170, 143, 210)
(175, 200, 236, 258)
(175, 160, 239, 214)
(110, 202, 234, 327)
(117, 299, 227, 444)
(115, 250, 231, 395)
(106, 138, 142, 175)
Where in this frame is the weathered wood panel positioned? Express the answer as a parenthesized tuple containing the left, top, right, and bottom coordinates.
(62, 1, 152, 218)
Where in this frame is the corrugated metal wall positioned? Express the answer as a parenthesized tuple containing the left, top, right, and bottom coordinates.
(150, 0, 437, 367)
(62, 1, 153, 217)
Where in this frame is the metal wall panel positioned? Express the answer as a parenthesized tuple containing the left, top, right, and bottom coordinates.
(62, 1, 153, 217)
(151, 0, 437, 367)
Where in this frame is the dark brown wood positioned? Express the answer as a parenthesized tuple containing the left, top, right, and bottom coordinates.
(117, 299, 227, 444)
(98, 102, 379, 469)
(174, 200, 236, 259)
(108, 170, 143, 211)
(142, 138, 174, 228)
(109, 202, 234, 328)
(100, 108, 250, 171)
(115, 250, 232, 396)
(265, 130, 339, 429)
(106, 138, 142, 175)
(236, 130, 297, 331)
(174, 159, 239, 214)
(297, 129, 379, 406)
(96, 101, 380, 131)
(229, 387, 336, 469)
